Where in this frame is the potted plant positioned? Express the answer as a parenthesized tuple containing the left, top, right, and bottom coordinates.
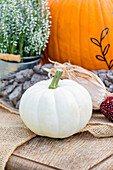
(0, 0, 51, 78)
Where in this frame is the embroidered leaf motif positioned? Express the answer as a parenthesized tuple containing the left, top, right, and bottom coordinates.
(109, 59, 113, 69)
(96, 55, 105, 61)
(91, 27, 112, 70)
(90, 38, 100, 47)
(103, 44, 110, 56)
(100, 28, 109, 41)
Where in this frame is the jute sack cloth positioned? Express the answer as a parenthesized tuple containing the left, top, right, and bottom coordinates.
(0, 98, 113, 169)
(0, 100, 36, 170)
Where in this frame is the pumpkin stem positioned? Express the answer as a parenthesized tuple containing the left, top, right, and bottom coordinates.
(49, 69, 63, 89)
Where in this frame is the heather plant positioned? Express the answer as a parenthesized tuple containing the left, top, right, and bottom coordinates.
(0, 0, 51, 58)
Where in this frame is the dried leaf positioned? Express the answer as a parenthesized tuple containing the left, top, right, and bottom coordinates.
(45, 60, 112, 110)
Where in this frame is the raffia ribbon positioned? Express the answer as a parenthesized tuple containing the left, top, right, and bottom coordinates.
(44, 59, 112, 110)
(0, 53, 21, 62)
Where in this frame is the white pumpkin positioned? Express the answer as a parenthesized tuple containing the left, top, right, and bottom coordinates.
(19, 70, 92, 138)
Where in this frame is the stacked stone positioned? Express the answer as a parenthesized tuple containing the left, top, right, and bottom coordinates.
(0, 64, 53, 109)
(0, 65, 113, 109)
(91, 70, 113, 93)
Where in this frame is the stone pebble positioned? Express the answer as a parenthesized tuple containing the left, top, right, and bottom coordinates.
(91, 69, 113, 93)
(0, 64, 53, 109)
(0, 64, 113, 109)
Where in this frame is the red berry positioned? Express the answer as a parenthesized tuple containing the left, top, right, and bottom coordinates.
(100, 96, 113, 122)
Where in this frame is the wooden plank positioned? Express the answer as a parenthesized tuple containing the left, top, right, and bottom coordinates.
(90, 154, 113, 170)
(6, 155, 57, 170)
(13, 132, 113, 170)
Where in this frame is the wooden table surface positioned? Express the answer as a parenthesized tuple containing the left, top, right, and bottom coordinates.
(5, 132, 113, 170)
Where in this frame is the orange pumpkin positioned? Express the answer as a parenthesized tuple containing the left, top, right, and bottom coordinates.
(43, 0, 113, 70)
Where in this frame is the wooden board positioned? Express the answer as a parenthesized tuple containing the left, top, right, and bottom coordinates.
(90, 155, 113, 170)
(6, 154, 113, 170)
(6, 132, 113, 170)
(6, 155, 56, 170)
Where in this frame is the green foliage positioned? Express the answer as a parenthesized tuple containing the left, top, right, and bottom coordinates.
(0, 0, 51, 57)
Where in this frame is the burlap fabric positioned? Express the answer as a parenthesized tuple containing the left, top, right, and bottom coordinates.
(0, 99, 113, 169)
(0, 100, 36, 170)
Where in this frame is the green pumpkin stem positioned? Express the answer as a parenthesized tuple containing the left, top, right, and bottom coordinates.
(49, 70, 63, 89)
